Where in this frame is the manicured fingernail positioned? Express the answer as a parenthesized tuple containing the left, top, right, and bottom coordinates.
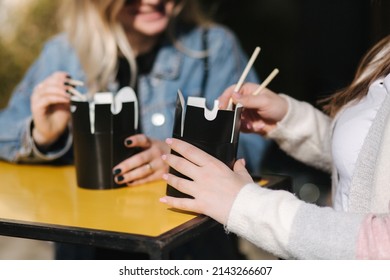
(162, 173, 168, 180)
(240, 158, 246, 166)
(113, 168, 121, 175)
(66, 75, 72, 79)
(64, 82, 75, 87)
(165, 138, 173, 145)
(117, 175, 124, 182)
(125, 139, 132, 146)
(66, 89, 71, 95)
(159, 197, 168, 203)
(161, 154, 167, 161)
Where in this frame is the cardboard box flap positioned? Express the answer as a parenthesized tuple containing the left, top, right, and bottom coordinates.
(173, 90, 242, 144)
(70, 87, 138, 134)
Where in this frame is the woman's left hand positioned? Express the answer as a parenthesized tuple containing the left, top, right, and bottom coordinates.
(159, 138, 254, 225)
(113, 134, 170, 185)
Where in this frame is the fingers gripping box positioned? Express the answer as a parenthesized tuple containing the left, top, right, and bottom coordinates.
(70, 87, 139, 189)
(166, 90, 242, 198)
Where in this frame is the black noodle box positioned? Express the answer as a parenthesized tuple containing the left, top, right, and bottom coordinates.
(71, 87, 140, 190)
(166, 90, 242, 198)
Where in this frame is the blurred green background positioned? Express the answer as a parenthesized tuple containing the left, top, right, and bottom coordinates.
(0, 0, 59, 108)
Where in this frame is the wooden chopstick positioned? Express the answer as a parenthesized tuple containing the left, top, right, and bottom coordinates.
(252, 68, 279, 96)
(227, 46, 261, 110)
(67, 87, 87, 101)
(67, 79, 84, 87)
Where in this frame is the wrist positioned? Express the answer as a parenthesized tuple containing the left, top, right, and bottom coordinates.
(32, 127, 56, 149)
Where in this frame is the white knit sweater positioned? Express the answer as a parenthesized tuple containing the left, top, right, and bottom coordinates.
(226, 74, 390, 259)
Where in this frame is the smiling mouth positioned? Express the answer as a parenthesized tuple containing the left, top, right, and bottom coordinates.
(129, 2, 166, 17)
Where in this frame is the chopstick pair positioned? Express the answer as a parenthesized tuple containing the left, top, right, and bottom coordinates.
(65, 79, 87, 101)
(227, 46, 279, 109)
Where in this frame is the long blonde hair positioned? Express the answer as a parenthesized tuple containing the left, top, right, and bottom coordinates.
(59, 0, 210, 94)
(322, 35, 390, 117)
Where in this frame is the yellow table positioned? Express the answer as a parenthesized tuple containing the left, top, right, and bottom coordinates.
(0, 161, 291, 259)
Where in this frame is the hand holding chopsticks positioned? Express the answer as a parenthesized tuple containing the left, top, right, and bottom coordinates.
(226, 46, 279, 109)
(222, 67, 280, 111)
(31, 72, 83, 147)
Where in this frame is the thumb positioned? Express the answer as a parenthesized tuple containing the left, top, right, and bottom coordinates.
(233, 158, 247, 173)
(233, 159, 253, 182)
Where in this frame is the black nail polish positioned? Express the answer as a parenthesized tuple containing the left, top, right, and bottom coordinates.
(66, 75, 72, 79)
(125, 139, 133, 146)
(66, 89, 71, 95)
(117, 175, 124, 182)
(113, 168, 121, 175)
(64, 82, 75, 87)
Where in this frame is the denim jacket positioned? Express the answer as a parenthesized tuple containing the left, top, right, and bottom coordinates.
(0, 25, 269, 174)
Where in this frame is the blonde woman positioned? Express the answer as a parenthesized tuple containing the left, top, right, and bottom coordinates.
(0, 0, 269, 259)
(0, 0, 268, 185)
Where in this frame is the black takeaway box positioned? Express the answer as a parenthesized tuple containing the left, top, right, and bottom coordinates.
(166, 90, 243, 198)
(70, 87, 139, 190)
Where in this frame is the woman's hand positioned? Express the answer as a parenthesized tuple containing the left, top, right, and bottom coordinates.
(218, 83, 288, 135)
(113, 134, 170, 186)
(31, 72, 73, 148)
(159, 138, 254, 225)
